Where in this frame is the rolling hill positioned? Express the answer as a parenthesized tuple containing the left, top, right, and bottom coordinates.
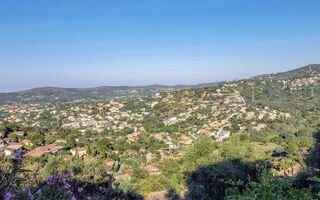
(0, 82, 224, 104)
(254, 64, 320, 80)
(1, 63, 319, 104)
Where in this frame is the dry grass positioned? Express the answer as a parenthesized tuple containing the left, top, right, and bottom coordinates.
(251, 142, 278, 153)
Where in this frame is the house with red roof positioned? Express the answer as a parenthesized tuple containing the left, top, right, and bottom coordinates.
(24, 143, 63, 158)
(4, 142, 23, 157)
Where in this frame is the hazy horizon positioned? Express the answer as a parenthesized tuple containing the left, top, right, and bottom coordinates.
(1, 0, 320, 92)
(1, 63, 318, 93)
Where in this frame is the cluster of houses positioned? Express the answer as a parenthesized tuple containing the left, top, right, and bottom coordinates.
(287, 75, 319, 91)
(0, 131, 89, 159)
(0, 82, 296, 183)
(0, 104, 55, 126)
(0, 131, 26, 157)
(1, 82, 291, 146)
(158, 84, 291, 142)
(0, 83, 293, 159)
(253, 66, 319, 92)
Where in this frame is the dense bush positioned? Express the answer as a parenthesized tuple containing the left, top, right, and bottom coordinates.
(1, 168, 143, 200)
(226, 170, 315, 200)
(184, 159, 265, 200)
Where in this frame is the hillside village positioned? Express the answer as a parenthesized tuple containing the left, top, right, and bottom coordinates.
(0, 81, 293, 178)
(0, 65, 320, 198)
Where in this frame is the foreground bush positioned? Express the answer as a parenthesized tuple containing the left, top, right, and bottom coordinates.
(1, 169, 143, 200)
(225, 170, 316, 200)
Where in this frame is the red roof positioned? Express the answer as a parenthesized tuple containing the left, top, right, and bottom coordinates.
(14, 131, 25, 136)
(25, 143, 63, 158)
(5, 143, 23, 151)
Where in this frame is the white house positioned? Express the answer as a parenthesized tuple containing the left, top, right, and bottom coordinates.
(4, 143, 23, 157)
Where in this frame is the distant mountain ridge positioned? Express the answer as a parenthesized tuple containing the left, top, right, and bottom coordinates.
(1, 63, 319, 103)
(0, 82, 224, 103)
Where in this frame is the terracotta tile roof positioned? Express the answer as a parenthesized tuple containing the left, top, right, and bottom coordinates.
(14, 131, 25, 136)
(5, 143, 23, 151)
(25, 143, 63, 158)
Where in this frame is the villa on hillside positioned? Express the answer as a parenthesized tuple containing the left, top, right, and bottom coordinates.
(4, 142, 24, 157)
(14, 131, 26, 137)
(24, 143, 63, 158)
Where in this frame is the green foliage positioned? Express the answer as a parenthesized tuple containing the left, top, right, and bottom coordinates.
(0, 155, 23, 190)
(7, 133, 18, 141)
(285, 142, 299, 154)
(306, 132, 320, 169)
(30, 132, 44, 145)
(239, 132, 250, 142)
(159, 159, 181, 177)
(117, 127, 134, 136)
(220, 135, 256, 161)
(226, 170, 315, 200)
(1, 166, 144, 200)
(185, 135, 215, 164)
(142, 115, 165, 132)
(274, 158, 297, 171)
(185, 159, 262, 200)
(0, 121, 21, 135)
(113, 161, 119, 173)
(95, 138, 112, 158)
(132, 168, 150, 179)
(274, 145, 285, 154)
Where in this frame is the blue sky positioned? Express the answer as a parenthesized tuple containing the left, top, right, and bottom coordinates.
(0, 0, 320, 92)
